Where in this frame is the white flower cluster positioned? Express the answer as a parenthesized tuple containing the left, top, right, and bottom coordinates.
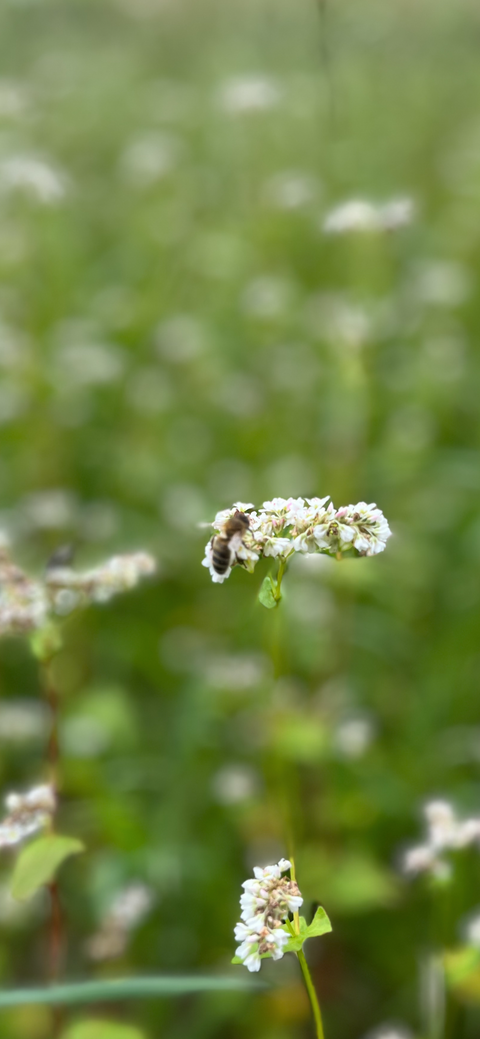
(202, 497, 391, 583)
(403, 799, 480, 878)
(234, 858, 302, 972)
(0, 784, 55, 849)
(86, 882, 154, 961)
(0, 539, 156, 637)
(323, 197, 414, 235)
(46, 552, 157, 609)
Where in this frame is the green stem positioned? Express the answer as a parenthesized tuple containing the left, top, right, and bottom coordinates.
(289, 856, 301, 935)
(297, 947, 325, 1039)
(274, 558, 287, 603)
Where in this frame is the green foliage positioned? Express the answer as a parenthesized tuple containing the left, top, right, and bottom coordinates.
(11, 835, 85, 902)
(60, 1022, 146, 1039)
(444, 947, 480, 1003)
(1, 0, 480, 1035)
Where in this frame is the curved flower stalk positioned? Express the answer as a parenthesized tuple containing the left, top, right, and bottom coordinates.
(202, 497, 391, 604)
(232, 858, 331, 1038)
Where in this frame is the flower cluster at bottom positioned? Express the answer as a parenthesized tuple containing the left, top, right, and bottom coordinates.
(234, 858, 303, 972)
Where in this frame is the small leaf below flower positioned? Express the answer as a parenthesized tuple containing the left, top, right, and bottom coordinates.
(11, 834, 85, 902)
(284, 910, 332, 952)
(258, 574, 277, 609)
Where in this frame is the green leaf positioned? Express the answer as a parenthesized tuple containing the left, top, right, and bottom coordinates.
(231, 955, 243, 964)
(30, 623, 63, 663)
(306, 906, 332, 939)
(283, 910, 332, 953)
(284, 916, 309, 952)
(60, 1022, 146, 1039)
(258, 574, 277, 609)
(11, 834, 85, 902)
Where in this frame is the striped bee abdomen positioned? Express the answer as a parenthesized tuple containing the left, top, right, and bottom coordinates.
(211, 537, 232, 574)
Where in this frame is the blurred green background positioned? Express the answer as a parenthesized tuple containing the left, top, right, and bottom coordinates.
(1, 0, 480, 1036)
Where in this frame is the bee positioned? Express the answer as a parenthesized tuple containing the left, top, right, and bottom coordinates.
(210, 510, 250, 575)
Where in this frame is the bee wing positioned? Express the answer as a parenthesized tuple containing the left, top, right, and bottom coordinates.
(197, 521, 214, 529)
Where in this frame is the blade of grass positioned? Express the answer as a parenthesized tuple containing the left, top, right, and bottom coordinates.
(0, 974, 265, 1008)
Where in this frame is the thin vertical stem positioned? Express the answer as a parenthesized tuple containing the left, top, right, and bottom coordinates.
(297, 947, 325, 1039)
(40, 650, 66, 1036)
(44, 663, 60, 791)
(274, 558, 286, 603)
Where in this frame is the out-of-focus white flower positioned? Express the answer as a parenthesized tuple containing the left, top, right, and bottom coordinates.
(234, 858, 302, 971)
(211, 764, 258, 804)
(334, 716, 375, 758)
(0, 80, 29, 119)
(241, 276, 293, 319)
(464, 910, 480, 946)
(0, 700, 49, 743)
(0, 784, 55, 848)
(0, 546, 49, 636)
(363, 1026, 413, 1039)
(323, 197, 414, 235)
(0, 154, 68, 204)
(155, 314, 205, 363)
(205, 653, 267, 691)
(21, 489, 76, 530)
(120, 131, 181, 187)
(87, 882, 154, 961)
(413, 260, 471, 308)
(54, 342, 126, 387)
(0, 538, 156, 638)
(46, 551, 157, 606)
(264, 171, 317, 210)
(218, 75, 282, 114)
(402, 799, 480, 877)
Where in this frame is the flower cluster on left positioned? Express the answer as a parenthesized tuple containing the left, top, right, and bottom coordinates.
(0, 534, 156, 636)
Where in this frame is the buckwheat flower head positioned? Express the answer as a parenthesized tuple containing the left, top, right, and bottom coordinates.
(202, 496, 391, 582)
(233, 857, 302, 972)
(0, 784, 55, 849)
(46, 551, 157, 607)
